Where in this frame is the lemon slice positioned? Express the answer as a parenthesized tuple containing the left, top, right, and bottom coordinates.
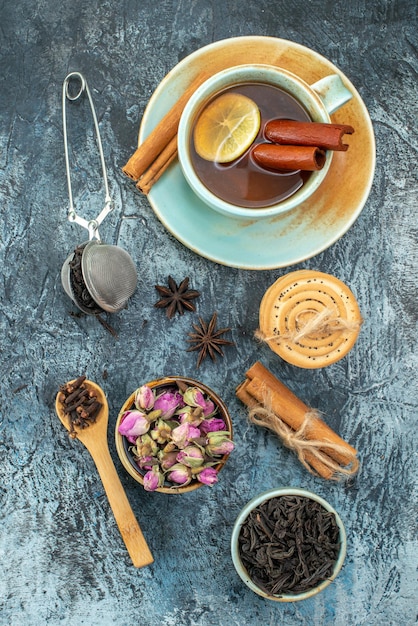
(193, 92, 261, 163)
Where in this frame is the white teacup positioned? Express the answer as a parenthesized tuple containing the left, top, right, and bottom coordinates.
(177, 64, 353, 220)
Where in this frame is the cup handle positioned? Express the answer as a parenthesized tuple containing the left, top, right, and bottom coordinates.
(310, 75, 353, 115)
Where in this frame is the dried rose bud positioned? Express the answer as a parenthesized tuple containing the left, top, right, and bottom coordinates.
(145, 409, 163, 421)
(158, 450, 178, 470)
(205, 431, 235, 456)
(133, 433, 159, 458)
(176, 445, 204, 468)
(143, 466, 165, 492)
(196, 467, 219, 486)
(167, 463, 192, 486)
(150, 419, 175, 444)
(136, 455, 156, 470)
(154, 390, 184, 419)
(118, 410, 151, 441)
(183, 387, 216, 416)
(199, 417, 227, 434)
(134, 385, 155, 411)
(178, 405, 204, 426)
(171, 422, 201, 449)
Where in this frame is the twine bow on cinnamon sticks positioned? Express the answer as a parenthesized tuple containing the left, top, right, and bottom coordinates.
(236, 362, 359, 480)
(122, 73, 209, 195)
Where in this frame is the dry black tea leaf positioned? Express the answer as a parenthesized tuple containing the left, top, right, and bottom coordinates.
(69, 245, 104, 315)
(238, 495, 341, 596)
(68, 245, 118, 337)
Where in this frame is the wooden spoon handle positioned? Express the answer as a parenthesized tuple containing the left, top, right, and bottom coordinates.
(90, 444, 154, 568)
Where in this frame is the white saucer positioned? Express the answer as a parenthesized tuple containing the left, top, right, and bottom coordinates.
(139, 36, 375, 270)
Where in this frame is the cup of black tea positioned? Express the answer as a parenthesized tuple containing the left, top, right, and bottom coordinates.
(177, 65, 353, 219)
(230, 487, 347, 601)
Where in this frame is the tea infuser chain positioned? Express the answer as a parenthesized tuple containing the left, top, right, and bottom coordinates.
(62, 71, 114, 240)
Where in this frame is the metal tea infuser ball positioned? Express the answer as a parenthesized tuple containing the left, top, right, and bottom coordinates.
(61, 71, 137, 315)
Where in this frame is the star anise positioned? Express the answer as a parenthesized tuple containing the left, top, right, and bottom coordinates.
(154, 276, 200, 319)
(187, 312, 234, 367)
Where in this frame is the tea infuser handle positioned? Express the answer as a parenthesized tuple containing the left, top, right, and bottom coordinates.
(62, 71, 114, 240)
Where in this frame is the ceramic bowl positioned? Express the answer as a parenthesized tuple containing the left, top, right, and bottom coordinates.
(177, 64, 353, 220)
(231, 487, 347, 601)
(115, 376, 233, 494)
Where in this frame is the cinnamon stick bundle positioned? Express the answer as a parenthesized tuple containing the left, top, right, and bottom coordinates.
(136, 135, 178, 195)
(122, 73, 209, 193)
(264, 120, 354, 151)
(252, 144, 326, 172)
(236, 361, 359, 480)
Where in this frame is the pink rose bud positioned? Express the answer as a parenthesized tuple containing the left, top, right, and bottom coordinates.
(154, 391, 183, 419)
(202, 399, 216, 416)
(183, 387, 216, 416)
(199, 418, 227, 434)
(176, 445, 204, 468)
(134, 385, 155, 410)
(143, 466, 164, 492)
(171, 422, 201, 448)
(205, 431, 235, 456)
(179, 406, 203, 426)
(137, 455, 155, 470)
(133, 433, 159, 458)
(167, 463, 192, 486)
(197, 467, 218, 486)
(118, 410, 150, 440)
(159, 450, 178, 470)
(150, 419, 175, 444)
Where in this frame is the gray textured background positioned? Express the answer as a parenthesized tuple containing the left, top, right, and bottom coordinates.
(1, 1, 417, 625)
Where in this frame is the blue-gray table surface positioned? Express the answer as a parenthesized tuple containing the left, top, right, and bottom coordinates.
(1, 1, 417, 625)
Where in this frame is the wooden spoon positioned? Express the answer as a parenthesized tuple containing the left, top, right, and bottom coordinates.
(55, 379, 154, 568)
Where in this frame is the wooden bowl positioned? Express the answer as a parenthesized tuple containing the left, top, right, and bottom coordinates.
(115, 376, 233, 494)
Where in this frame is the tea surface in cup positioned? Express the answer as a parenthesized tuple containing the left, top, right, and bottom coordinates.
(190, 82, 312, 209)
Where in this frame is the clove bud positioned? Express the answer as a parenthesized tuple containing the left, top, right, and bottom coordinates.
(59, 376, 102, 437)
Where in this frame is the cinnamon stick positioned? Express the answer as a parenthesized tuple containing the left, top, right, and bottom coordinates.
(252, 144, 326, 171)
(122, 72, 209, 182)
(136, 135, 178, 194)
(236, 379, 335, 479)
(245, 361, 357, 466)
(265, 120, 354, 151)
